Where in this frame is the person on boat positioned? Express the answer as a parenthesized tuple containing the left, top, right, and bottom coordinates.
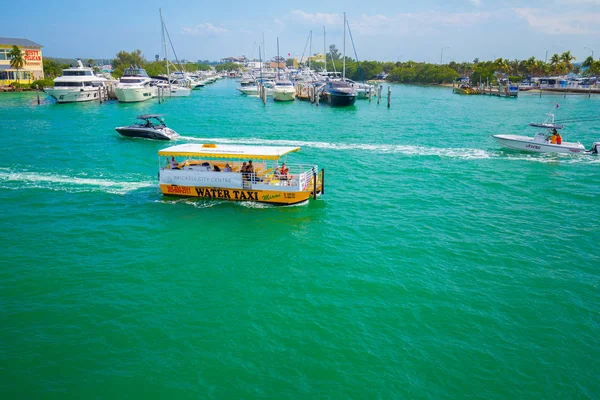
(556, 131, 562, 145)
(280, 163, 289, 185)
(549, 129, 558, 144)
(213, 165, 221, 172)
(169, 156, 179, 169)
(224, 163, 232, 172)
(241, 162, 248, 182)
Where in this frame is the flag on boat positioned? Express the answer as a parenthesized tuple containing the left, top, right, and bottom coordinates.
(288, 53, 290, 56)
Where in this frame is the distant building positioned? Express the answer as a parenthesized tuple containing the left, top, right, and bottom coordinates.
(0, 37, 44, 84)
(307, 53, 326, 63)
(220, 56, 247, 64)
(268, 61, 286, 69)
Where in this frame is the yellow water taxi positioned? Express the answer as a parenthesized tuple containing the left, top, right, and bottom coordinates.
(158, 143, 324, 205)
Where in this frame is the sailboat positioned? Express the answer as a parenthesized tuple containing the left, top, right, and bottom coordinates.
(272, 38, 296, 102)
(321, 12, 357, 107)
(158, 9, 191, 98)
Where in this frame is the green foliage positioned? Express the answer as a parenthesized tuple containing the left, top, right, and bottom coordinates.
(111, 50, 145, 78)
(215, 62, 240, 72)
(387, 62, 459, 84)
(43, 59, 64, 78)
(195, 63, 211, 71)
(508, 76, 523, 83)
(329, 44, 341, 61)
(8, 82, 30, 91)
(30, 78, 55, 89)
(9, 46, 25, 82)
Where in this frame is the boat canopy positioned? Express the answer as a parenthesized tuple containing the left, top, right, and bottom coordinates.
(158, 143, 301, 160)
(138, 114, 165, 119)
(529, 122, 564, 129)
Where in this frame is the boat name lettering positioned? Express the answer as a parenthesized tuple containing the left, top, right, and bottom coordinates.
(166, 186, 192, 195)
(195, 187, 258, 201)
(526, 144, 541, 150)
(262, 193, 281, 201)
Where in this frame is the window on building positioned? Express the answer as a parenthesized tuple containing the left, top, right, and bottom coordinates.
(0, 49, 8, 60)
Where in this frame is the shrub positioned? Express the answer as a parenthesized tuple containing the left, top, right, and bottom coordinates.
(30, 79, 55, 89)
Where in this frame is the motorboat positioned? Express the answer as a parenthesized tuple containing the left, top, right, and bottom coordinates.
(115, 114, 179, 140)
(321, 80, 357, 106)
(151, 76, 191, 97)
(44, 60, 110, 103)
(158, 143, 324, 205)
(237, 79, 259, 96)
(114, 67, 157, 103)
(453, 83, 480, 95)
(492, 113, 600, 154)
(272, 79, 296, 101)
(346, 79, 375, 99)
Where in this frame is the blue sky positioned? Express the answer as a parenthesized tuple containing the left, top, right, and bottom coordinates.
(4, 0, 599, 63)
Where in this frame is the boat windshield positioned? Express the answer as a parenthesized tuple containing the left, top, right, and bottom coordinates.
(276, 82, 294, 86)
(120, 78, 146, 84)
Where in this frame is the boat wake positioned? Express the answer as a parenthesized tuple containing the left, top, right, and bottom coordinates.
(0, 169, 155, 195)
(178, 136, 491, 160)
(178, 136, 599, 164)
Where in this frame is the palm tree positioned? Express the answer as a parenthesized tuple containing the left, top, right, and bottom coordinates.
(549, 54, 561, 75)
(8, 45, 25, 84)
(560, 51, 575, 73)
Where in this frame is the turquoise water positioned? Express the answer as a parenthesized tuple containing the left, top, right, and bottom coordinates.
(1, 81, 599, 399)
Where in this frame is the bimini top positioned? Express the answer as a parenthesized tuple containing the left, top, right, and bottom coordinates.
(138, 114, 165, 119)
(529, 122, 564, 130)
(158, 143, 300, 160)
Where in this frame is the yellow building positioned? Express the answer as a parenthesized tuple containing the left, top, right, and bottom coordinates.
(308, 53, 326, 63)
(0, 37, 44, 85)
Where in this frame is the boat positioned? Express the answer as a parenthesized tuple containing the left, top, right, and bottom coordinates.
(492, 113, 600, 154)
(272, 38, 295, 102)
(44, 60, 110, 103)
(114, 67, 157, 103)
(158, 143, 324, 205)
(453, 83, 480, 95)
(273, 80, 296, 101)
(115, 114, 179, 140)
(321, 80, 357, 106)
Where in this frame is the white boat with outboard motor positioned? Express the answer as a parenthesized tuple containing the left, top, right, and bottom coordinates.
(492, 113, 600, 155)
(115, 114, 179, 140)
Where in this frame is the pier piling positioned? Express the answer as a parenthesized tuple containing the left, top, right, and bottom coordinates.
(36, 85, 40, 105)
(387, 86, 391, 108)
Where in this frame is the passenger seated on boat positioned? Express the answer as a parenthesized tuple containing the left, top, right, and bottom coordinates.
(241, 162, 248, 181)
(549, 129, 558, 144)
(170, 156, 179, 169)
(224, 163, 232, 172)
(279, 163, 290, 185)
(556, 132, 562, 145)
(213, 165, 221, 172)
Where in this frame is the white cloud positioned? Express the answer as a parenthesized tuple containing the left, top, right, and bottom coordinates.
(469, 0, 482, 6)
(553, 0, 600, 4)
(287, 10, 492, 36)
(515, 8, 600, 35)
(181, 23, 229, 36)
(290, 10, 342, 25)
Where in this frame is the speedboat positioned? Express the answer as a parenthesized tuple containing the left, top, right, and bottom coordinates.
(115, 114, 179, 140)
(114, 67, 157, 103)
(44, 59, 110, 103)
(321, 79, 357, 106)
(492, 113, 599, 154)
(454, 83, 480, 95)
(272, 79, 296, 101)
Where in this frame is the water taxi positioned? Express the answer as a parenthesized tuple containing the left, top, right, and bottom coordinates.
(158, 143, 324, 205)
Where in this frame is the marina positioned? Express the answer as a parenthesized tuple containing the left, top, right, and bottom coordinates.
(1, 71, 599, 400)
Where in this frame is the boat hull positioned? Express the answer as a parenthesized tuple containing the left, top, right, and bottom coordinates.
(115, 87, 157, 102)
(115, 127, 178, 140)
(326, 93, 356, 106)
(492, 134, 586, 154)
(237, 86, 259, 96)
(44, 88, 103, 103)
(160, 184, 318, 205)
(273, 89, 295, 102)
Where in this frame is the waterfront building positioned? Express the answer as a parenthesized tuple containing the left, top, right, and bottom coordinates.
(0, 37, 44, 84)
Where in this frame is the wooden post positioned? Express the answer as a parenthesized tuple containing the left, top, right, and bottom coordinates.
(321, 168, 325, 195)
(387, 86, 391, 108)
(313, 171, 317, 200)
(316, 88, 319, 106)
(36, 85, 40, 105)
(368, 87, 372, 102)
(98, 87, 102, 104)
(377, 85, 382, 104)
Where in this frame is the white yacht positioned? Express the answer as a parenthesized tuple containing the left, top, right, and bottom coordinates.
(114, 67, 157, 103)
(44, 60, 109, 103)
(273, 80, 296, 101)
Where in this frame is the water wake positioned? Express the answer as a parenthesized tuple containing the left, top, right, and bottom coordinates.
(0, 169, 155, 195)
(178, 136, 599, 164)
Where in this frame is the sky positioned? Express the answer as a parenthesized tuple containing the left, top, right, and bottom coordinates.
(4, 0, 599, 63)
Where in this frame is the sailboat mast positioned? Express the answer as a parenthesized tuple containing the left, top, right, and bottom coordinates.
(277, 38, 280, 80)
(323, 26, 326, 72)
(343, 12, 346, 80)
(160, 8, 172, 96)
(309, 30, 312, 70)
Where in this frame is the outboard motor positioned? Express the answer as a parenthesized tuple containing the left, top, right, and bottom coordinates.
(588, 142, 600, 155)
